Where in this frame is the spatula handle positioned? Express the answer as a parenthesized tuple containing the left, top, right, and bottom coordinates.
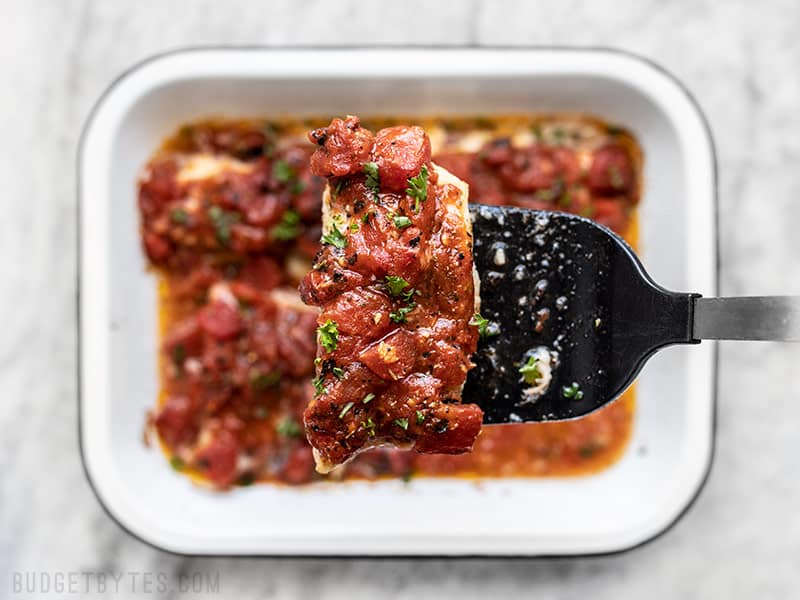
(693, 296, 800, 341)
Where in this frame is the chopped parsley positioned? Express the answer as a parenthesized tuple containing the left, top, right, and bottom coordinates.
(363, 161, 380, 199)
(338, 402, 354, 419)
(361, 210, 374, 224)
(170, 207, 189, 225)
(362, 392, 375, 404)
(312, 376, 325, 398)
(562, 382, 585, 400)
(393, 215, 412, 229)
(394, 417, 409, 430)
(519, 355, 542, 385)
(237, 473, 255, 486)
(171, 343, 186, 366)
(208, 205, 241, 246)
(332, 179, 347, 199)
(321, 223, 347, 248)
(389, 306, 415, 324)
(469, 313, 499, 338)
(271, 209, 300, 241)
(415, 410, 425, 425)
(406, 165, 429, 213)
(169, 456, 185, 471)
(276, 417, 303, 438)
(250, 371, 281, 391)
(272, 159, 294, 183)
(401, 288, 419, 303)
(363, 417, 377, 437)
(332, 366, 345, 380)
(349, 222, 360, 232)
(317, 320, 339, 353)
(290, 179, 306, 195)
(385, 275, 410, 297)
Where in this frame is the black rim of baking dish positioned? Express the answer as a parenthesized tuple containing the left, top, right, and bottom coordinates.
(76, 44, 719, 560)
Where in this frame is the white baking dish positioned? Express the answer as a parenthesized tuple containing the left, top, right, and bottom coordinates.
(78, 48, 717, 556)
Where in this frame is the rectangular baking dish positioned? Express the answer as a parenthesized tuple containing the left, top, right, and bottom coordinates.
(78, 47, 717, 556)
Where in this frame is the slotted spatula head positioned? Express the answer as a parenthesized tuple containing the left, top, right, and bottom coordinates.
(463, 205, 697, 424)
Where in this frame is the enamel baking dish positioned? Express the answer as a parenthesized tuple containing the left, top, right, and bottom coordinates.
(78, 48, 717, 556)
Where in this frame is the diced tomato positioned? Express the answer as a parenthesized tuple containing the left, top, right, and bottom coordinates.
(138, 159, 178, 216)
(195, 430, 240, 487)
(416, 403, 483, 454)
(308, 116, 375, 178)
(155, 396, 197, 448)
(142, 231, 172, 263)
(373, 126, 431, 192)
(198, 300, 242, 340)
(238, 256, 284, 290)
(587, 144, 635, 196)
(321, 289, 392, 340)
(241, 193, 285, 227)
(498, 145, 562, 192)
(162, 316, 203, 357)
(358, 329, 416, 381)
(281, 445, 315, 484)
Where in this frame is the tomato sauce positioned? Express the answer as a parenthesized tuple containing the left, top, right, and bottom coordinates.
(140, 116, 641, 488)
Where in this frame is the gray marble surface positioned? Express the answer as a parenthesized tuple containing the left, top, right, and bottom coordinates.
(2, 0, 800, 597)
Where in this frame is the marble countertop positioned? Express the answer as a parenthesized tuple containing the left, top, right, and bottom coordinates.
(3, 0, 800, 597)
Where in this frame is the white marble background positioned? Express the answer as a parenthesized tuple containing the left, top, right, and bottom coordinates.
(2, 0, 800, 598)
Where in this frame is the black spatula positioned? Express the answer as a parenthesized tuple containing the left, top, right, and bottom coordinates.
(464, 205, 800, 424)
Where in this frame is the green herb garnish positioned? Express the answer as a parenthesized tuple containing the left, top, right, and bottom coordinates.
(208, 205, 241, 246)
(394, 418, 409, 430)
(276, 417, 303, 438)
(338, 402, 354, 419)
(272, 159, 294, 183)
(519, 355, 543, 385)
(171, 343, 186, 366)
(406, 165, 429, 213)
(389, 306, 414, 324)
(237, 473, 255, 486)
(363, 417, 376, 437)
(332, 179, 346, 199)
(170, 208, 189, 225)
(363, 162, 380, 199)
(415, 410, 425, 425)
(272, 209, 300, 241)
(170, 456, 185, 471)
(562, 382, 584, 400)
(385, 275, 410, 297)
(393, 215, 412, 229)
(469, 313, 499, 338)
(312, 376, 325, 398)
(317, 320, 339, 353)
(362, 392, 375, 404)
(332, 366, 345, 380)
(290, 179, 306, 195)
(250, 371, 281, 391)
(321, 223, 347, 248)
